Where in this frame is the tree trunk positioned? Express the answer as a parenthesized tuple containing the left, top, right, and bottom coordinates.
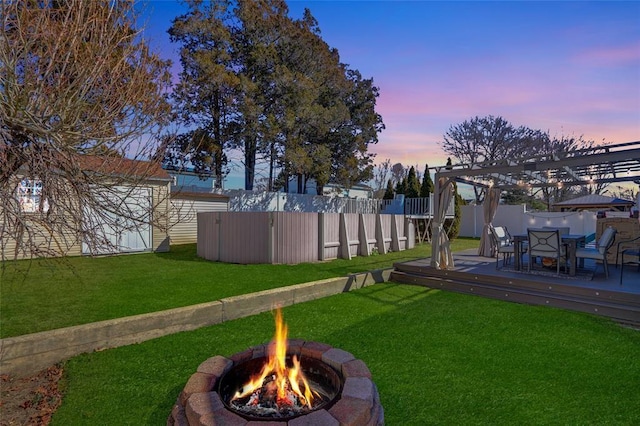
(244, 136, 256, 190)
(297, 173, 304, 194)
(268, 143, 275, 192)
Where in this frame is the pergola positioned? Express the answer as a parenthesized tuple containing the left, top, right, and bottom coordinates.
(430, 140, 640, 269)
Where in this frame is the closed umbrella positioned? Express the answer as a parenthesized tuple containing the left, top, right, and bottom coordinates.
(431, 177, 455, 269)
(478, 188, 500, 257)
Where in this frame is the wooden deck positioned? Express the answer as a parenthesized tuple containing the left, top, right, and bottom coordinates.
(390, 249, 640, 327)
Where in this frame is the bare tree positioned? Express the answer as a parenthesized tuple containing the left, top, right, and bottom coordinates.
(605, 184, 638, 202)
(531, 135, 598, 208)
(372, 158, 391, 195)
(441, 115, 541, 203)
(1, 0, 172, 260)
(390, 163, 406, 187)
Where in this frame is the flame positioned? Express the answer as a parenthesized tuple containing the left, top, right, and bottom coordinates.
(232, 308, 315, 408)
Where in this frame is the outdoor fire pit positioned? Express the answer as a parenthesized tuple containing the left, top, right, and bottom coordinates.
(168, 310, 384, 425)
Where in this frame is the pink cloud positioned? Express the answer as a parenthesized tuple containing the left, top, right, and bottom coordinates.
(573, 42, 640, 66)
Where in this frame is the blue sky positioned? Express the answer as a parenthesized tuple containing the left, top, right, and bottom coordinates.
(141, 1, 640, 188)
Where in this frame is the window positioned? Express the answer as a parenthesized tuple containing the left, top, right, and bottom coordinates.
(18, 178, 49, 213)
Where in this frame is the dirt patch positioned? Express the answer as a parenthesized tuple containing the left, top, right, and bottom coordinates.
(0, 365, 63, 426)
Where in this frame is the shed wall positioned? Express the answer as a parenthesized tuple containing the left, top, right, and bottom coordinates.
(2, 181, 170, 260)
(152, 183, 171, 252)
(170, 197, 228, 245)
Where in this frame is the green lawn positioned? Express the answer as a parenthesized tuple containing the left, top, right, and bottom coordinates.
(51, 284, 640, 425)
(0, 239, 478, 338)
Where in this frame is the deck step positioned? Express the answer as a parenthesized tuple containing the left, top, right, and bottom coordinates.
(390, 268, 640, 327)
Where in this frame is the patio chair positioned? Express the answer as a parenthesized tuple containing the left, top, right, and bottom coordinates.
(574, 227, 617, 278)
(618, 248, 640, 285)
(527, 228, 566, 275)
(615, 235, 640, 284)
(490, 226, 515, 269)
(615, 235, 640, 266)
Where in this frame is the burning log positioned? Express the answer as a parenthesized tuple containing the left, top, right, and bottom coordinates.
(229, 309, 321, 417)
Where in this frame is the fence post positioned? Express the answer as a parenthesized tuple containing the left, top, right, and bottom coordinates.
(406, 217, 415, 249)
(339, 213, 351, 260)
(268, 212, 274, 263)
(215, 212, 221, 261)
(318, 212, 325, 261)
(358, 214, 370, 256)
(375, 213, 387, 254)
(391, 215, 400, 252)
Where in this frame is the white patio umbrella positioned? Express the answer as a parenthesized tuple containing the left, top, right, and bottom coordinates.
(430, 177, 455, 269)
(478, 187, 500, 257)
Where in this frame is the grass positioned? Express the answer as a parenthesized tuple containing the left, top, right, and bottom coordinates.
(0, 239, 479, 338)
(51, 284, 640, 425)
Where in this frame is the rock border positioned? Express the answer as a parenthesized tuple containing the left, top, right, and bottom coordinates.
(168, 340, 384, 426)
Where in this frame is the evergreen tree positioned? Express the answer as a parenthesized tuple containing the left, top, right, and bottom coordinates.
(405, 166, 420, 198)
(447, 185, 462, 240)
(167, 0, 384, 191)
(383, 179, 395, 199)
(420, 164, 434, 197)
(395, 176, 407, 195)
(167, 0, 237, 188)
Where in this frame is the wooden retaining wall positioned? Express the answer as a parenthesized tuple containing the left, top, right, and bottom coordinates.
(197, 212, 414, 264)
(1, 270, 392, 378)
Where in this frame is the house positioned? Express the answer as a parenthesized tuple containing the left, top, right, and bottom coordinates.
(166, 169, 218, 193)
(3, 156, 173, 259)
(287, 176, 373, 198)
(552, 194, 635, 212)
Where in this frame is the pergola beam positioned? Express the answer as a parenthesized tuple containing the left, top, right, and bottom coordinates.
(432, 142, 640, 190)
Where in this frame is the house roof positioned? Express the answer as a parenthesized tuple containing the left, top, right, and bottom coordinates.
(170, 191, 229, 201)
(553, 194, 635, 207)
(77, 155, 171, 182)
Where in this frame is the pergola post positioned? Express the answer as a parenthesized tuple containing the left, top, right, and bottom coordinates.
(430, 173, 441, 268)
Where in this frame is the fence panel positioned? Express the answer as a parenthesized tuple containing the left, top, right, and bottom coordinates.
(320, 213, 341, 260)
(360, 213, 377, 254)
(341, 213, 361, 257)
(272, 212, 319, 264)
(197, 212, 411, 264)
(377, 214, 393, 254)
(220, 212, 270, 263)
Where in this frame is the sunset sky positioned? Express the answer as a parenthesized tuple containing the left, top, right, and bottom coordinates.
(142, 0, 640, 188)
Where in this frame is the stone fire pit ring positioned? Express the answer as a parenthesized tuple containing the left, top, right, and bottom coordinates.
(168, 340, 384, 425)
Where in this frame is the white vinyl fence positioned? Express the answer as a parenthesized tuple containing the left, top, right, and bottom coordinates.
(460, 205, 598, 239)
(223, 190, 454, 217)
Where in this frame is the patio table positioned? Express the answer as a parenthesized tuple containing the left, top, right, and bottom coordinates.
(513, 234, 586, 276)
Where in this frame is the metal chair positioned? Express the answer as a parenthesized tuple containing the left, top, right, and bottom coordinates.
(491, 226, 515, 269)
(575, 227, 617, 278)
(527, 228, 566, 275)
(615, 235, 640, 266)
(616, 235, 640, 285)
